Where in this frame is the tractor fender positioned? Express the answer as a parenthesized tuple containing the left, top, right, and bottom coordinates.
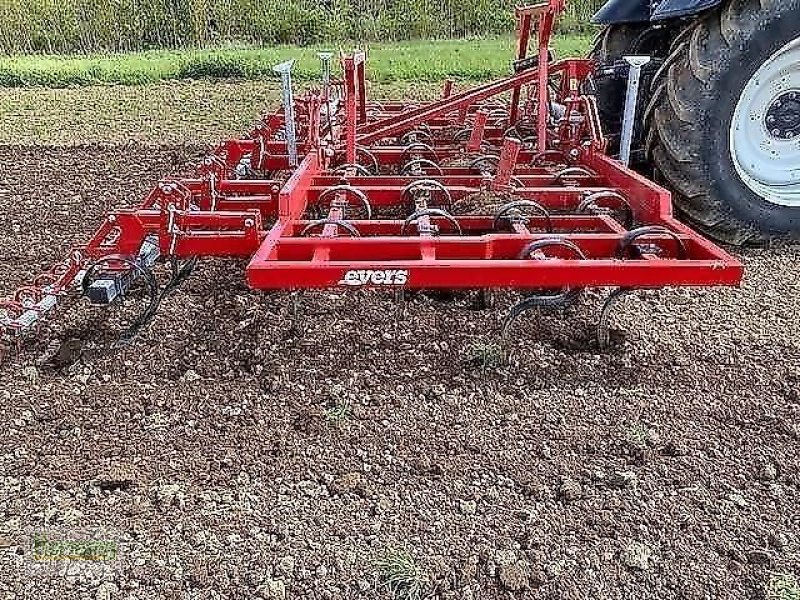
(593, 0, 651, 24)
(593, 0, 724, 25)
(651, 0, 723, 20)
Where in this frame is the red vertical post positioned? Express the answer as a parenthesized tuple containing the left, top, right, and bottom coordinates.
(537, 10, 556, 154)
(467, 111, 488, 153)
(343, 56, 357, 164)
(565, 60, 578, 99)
(355, 52, 368, 124)
(509, 10, 532, 126)
(278, 153, 318, 218)
(492, 137, 522, 190)
(442, 79, 454, 99)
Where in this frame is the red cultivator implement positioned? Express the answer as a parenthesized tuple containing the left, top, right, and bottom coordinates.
(0, 1, 743, 357)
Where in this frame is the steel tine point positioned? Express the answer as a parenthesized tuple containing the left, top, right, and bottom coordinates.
(597, 287, 636, 351)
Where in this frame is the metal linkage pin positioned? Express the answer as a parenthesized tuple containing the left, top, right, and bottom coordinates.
(273, 60, 299, 167)
(619, 55, 651, 167)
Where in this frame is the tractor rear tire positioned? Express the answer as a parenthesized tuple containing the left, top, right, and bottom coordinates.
(645, 0, 800, 245)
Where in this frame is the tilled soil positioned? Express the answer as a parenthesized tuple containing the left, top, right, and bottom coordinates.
(0, 144, 799, 599)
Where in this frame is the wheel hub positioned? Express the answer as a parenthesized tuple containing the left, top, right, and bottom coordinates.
(730, 36, 800, 207)
(765, 91, 800, 140)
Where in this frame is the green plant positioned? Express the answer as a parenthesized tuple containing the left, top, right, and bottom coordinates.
(625, 421, 649, 450)
(465, 341, 506, 371)
(177, 54, 248, 79)
(325, 399, 352, 424)
(374, 550, 427, 600)
(767, 573, 800, 600)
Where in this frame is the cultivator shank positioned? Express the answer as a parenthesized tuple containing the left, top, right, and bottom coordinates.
(0, 0, 742, 353)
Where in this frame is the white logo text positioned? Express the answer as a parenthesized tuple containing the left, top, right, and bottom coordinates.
(338, 269, 409, 286)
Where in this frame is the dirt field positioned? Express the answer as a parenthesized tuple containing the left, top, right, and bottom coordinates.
(0, 83, 798, 600)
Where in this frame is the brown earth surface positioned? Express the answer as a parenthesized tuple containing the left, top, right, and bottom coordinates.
(0, 83, 799, 600)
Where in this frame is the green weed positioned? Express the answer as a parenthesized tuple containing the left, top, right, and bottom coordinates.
(374, 550, 428, 600)
(767, 573, 800, 600)
(465, 341, 507, 372)
(325, 399, 352, 424)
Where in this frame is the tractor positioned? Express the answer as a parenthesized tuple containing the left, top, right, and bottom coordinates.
(590, 0, 800, 244)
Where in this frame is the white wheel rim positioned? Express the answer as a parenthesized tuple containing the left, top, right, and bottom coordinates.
(730, 36, 800, 207)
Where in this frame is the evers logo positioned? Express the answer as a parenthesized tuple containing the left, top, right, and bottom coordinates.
(338, 269, 409, 287)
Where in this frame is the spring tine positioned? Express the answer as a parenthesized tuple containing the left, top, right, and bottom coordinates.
(596, 287, 636, 351)
(502, 290, 581, 337)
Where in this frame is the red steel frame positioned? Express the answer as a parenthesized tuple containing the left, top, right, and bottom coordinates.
(0, 0, 742, 340)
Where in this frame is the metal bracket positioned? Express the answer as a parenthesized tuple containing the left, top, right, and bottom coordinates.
(619, 55, 651, 166)
(274, 60, 299, 167)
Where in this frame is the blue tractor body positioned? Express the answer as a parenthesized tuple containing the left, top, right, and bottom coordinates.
(593, 0, 723, 24)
